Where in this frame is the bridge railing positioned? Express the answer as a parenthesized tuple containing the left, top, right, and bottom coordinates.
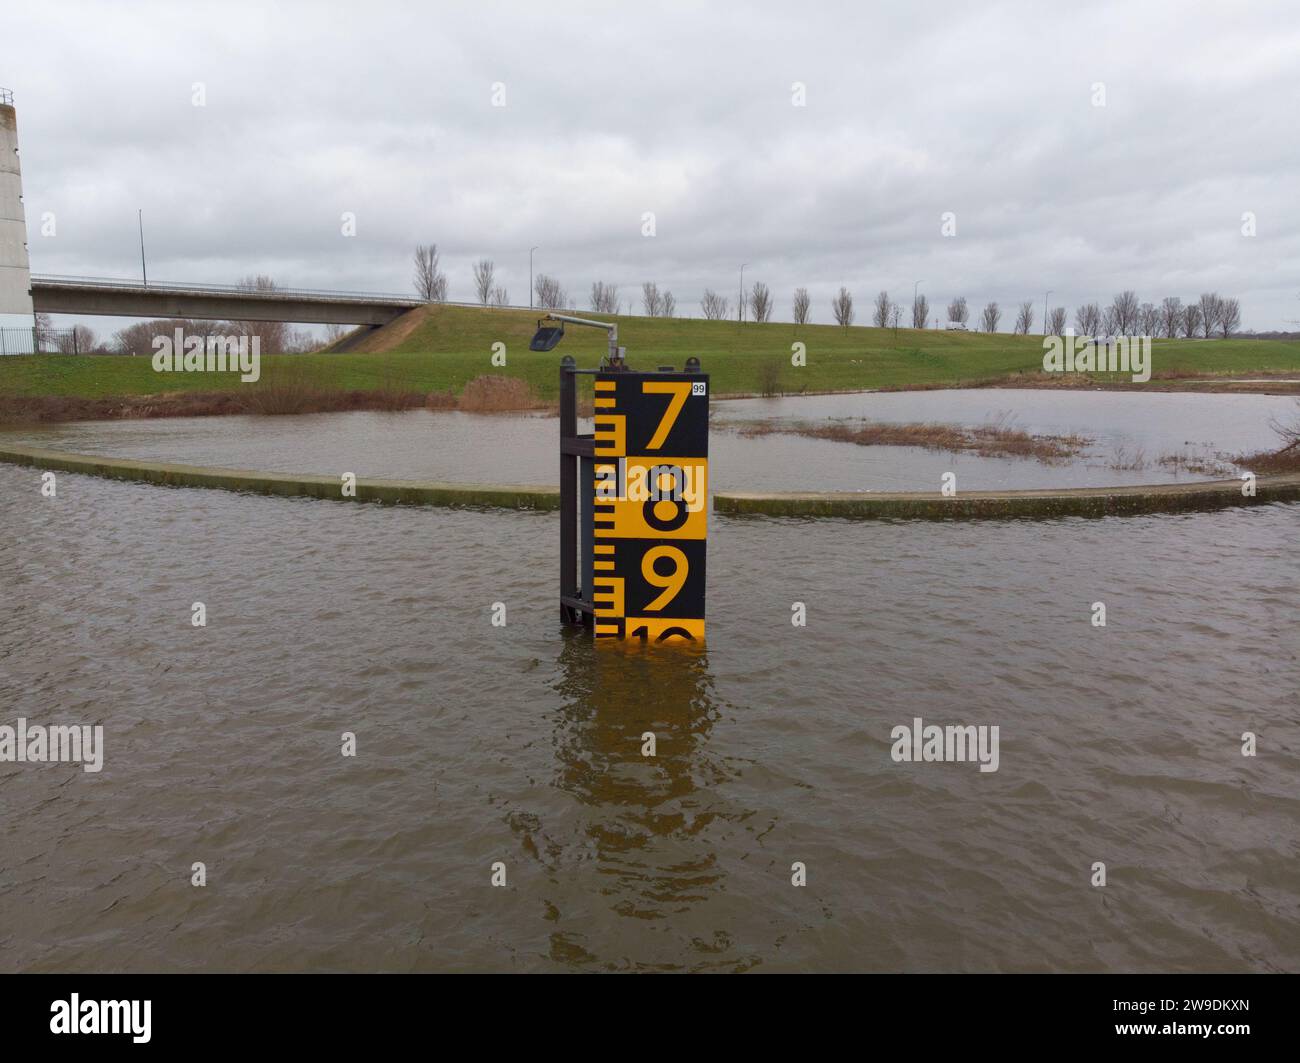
(30, 274, 425, 305)
(29, 274, 590, 316)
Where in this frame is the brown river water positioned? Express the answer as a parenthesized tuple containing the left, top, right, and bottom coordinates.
(1, 448, 1296, 971)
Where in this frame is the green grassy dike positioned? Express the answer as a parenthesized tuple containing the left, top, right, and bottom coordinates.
(2, 304, 1298, 404)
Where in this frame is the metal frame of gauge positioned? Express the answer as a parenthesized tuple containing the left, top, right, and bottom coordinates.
(558, 355, 707, 644)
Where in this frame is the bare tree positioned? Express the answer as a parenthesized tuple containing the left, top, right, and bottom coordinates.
(749, 281, 773, 323)
(1138, 302, 1159, 337)
(792, 287, 811, 325)
(113, 317, 218, 356)
(1014, 300, 1035, 335)
(981, 301, 1001, 333)
(1102, 306, 1120, 336)
(1160, 297, 1183, 339)
(282, 327, 320, 354)
(890, 303, 902, 338)
(473, 259, 496, 305)
(1183, 302, 1203, 338)
(1048, 306, 1067, 335)
(661, 291, 676, 318)
(946, 296, 969, 325)
(1075, 302, 1101, 337)
(912, 293, 931, 330)
(1111, 290, 1140, 335)
(413, 244, 447, 302)
(111, 321, 145, 355)
(641, 282, 663, 317)
(1198, 292, 1222, 338)
(1219, 297, 1241, 338)
(590, 281, 619, 314)
(873, 290, 891, 328)
(491, 286, 509, 307)
(233, 275, 288, 353)
(56, 323, 97, 353)
(534, 274, 566, 310)
(832, 287, 855, 327)
(700, 288, 729, 320)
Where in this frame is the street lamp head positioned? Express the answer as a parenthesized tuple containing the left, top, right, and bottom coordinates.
(529, 318, 565, 352)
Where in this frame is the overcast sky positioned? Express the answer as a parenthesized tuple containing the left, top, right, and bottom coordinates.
(7, 0, 1300, 332)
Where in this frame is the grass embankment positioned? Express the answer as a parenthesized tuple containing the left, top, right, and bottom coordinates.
(2, 305, 1299, 420)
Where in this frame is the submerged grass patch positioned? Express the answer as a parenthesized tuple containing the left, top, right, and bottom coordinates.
(726, 414, 1092, 464)
(1234, 400, 1300, 472)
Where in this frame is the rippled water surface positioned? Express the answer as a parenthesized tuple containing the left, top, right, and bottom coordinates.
(1, 462, 1296, 972)
(5, 388, 1294, 491)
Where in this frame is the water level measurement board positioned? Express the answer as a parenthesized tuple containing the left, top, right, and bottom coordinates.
(591, 370, 708, 643)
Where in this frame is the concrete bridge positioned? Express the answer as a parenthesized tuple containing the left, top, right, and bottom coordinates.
(30, 274, 424, 326)
(6, 90, 425, 339)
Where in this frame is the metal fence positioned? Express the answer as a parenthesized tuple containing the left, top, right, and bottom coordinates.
(0, 327, 83, 355)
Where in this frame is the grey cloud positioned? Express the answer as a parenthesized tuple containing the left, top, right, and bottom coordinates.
(7, 0, 1299, 330)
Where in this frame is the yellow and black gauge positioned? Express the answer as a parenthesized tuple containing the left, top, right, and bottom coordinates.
(591, 370, 708, 644)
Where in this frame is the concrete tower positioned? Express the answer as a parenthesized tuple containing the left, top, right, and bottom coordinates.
(0, 87, 36, 332)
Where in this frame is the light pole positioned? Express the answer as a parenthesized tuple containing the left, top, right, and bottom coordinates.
(138, 209, 148, 286)
(1043, 289, 1053, 336)
(529, 247, 539, 308)
(739, 263, 748, 324)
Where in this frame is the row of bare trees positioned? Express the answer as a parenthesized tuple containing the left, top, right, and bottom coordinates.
(857, 287, 1243, 338)
(584, 280, 680, 317)
(415, 245, 611, 315)
(415, 248, 1247, 337)
(1070, 292, 1240, 339)
(420, 253, 781, 325)
(639, 282, 677, 318)
(420, 246, 640, 314)
(700, 281, 777, 323)
(700, 289, 729, 320)
(416, 246, 510, 307)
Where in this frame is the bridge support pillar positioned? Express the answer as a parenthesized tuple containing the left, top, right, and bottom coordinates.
(0, 88, 35, 335)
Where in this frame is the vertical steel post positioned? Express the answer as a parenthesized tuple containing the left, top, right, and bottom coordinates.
(579, 454, 594, 606)
(559, 356, 578, 625)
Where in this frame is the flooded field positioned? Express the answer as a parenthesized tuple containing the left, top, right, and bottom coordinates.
(4, 388, 1295, 493)
(1, 460, 1296, 972)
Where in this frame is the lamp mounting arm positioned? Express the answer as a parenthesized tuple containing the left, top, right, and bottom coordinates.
(539, 313, 623, 367)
